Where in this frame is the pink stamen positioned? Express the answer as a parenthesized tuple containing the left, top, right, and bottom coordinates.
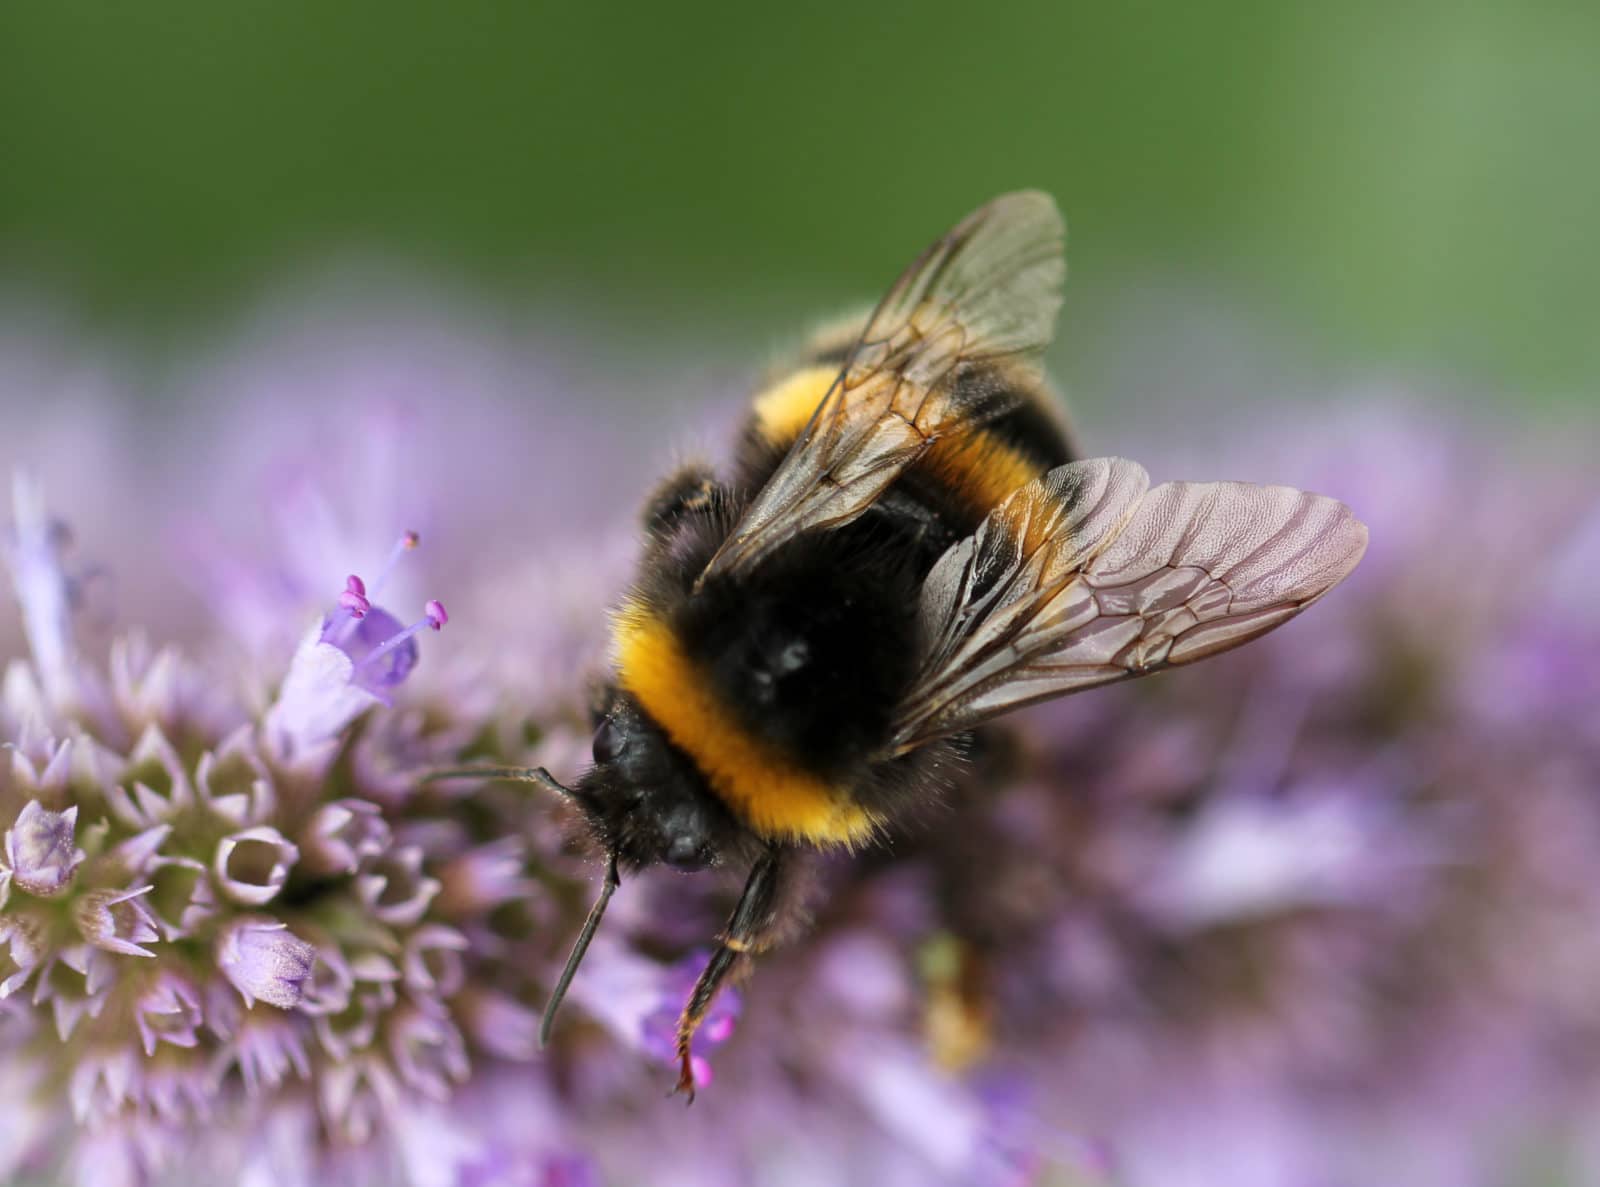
(330, 574, 372, 644)
(353, 601, 449, 672)
(335, 574, 372, 639)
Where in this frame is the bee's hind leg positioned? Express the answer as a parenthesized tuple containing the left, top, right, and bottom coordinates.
(672, 843, 786, 1102)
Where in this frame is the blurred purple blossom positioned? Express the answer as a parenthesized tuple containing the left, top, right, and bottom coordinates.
(216, 918, 318, 1009)
(4, 799, 85, 897)
(0, 296, 1595, 1187)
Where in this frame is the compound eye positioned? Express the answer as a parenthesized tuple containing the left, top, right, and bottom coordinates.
(591, 717, 623, 765)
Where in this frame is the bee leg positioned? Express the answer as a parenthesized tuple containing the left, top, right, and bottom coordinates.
(672, 844, 784, 1102)
(643, 464, 726, 536)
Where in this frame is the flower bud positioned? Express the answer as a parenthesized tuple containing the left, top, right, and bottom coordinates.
(4, 801, 85, 897)
(216, 918, 316, 1010)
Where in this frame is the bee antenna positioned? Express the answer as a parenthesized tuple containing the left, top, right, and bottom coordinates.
(422, 765, 575, 799)
(540, 850, 620, 1048)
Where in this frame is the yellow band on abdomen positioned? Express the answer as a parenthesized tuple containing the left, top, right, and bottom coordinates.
(613, 604, 881, 848)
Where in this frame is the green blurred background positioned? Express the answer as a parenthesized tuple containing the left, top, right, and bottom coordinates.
(1, 1, 1595, 412)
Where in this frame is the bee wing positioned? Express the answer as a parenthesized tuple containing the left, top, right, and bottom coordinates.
(698, 191, 1065, 584)
(886, 459, 1369, 754)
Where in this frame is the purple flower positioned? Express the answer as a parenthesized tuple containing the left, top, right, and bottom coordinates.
(402, 923, 471, 999)
(133, 972, 204, 1056)
(263, 535, 448, 766)
(216, 918, 317, 1009)
(387, 1006, 470, 1100)
(1130, 788, 1436, 929)
(0, 911, 46, 998)
(436, 837, 534, 916)
(213, 826, 300, 906)
(456, 988, 541, 1061)
(73, 886, 161, 958)
(3, 800, 85, 897)
(4, 475, 106, 726)
(298, 798, 391, 876)
(223, 1015, 313, 1099)
(354, 844, 442, 927)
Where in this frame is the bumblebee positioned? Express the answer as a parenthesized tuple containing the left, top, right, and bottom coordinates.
(438, 192, 1367, 1098)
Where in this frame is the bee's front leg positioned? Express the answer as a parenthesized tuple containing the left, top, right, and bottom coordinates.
(672, 843, 785, 1102)
(642, 463, 726, 537)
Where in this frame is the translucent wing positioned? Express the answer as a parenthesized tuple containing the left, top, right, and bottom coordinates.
(698, 191, 1065, 584)
(887, 459, 1369, 754)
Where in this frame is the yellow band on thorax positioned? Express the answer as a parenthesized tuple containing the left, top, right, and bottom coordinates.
(613, 604, 881, 848)
(751, 365, 1044, 519)
(751, 365, 839, 445)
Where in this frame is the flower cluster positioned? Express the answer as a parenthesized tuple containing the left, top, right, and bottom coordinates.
(0, 469, 721, 1185)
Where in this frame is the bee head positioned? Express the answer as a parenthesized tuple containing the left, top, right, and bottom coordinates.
(572, 691, 730, 873)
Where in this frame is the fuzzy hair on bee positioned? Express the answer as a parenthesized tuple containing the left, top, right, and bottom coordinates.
(431, 191, 1369, 1100)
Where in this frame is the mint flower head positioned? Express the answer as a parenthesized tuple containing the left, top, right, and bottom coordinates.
(0, 470, 609, 1185)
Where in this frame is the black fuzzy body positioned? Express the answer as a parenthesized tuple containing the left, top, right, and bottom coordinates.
(614, 462, 956, 835)
(574, 352, 1075, 867)
(679, 519, 924, 782)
